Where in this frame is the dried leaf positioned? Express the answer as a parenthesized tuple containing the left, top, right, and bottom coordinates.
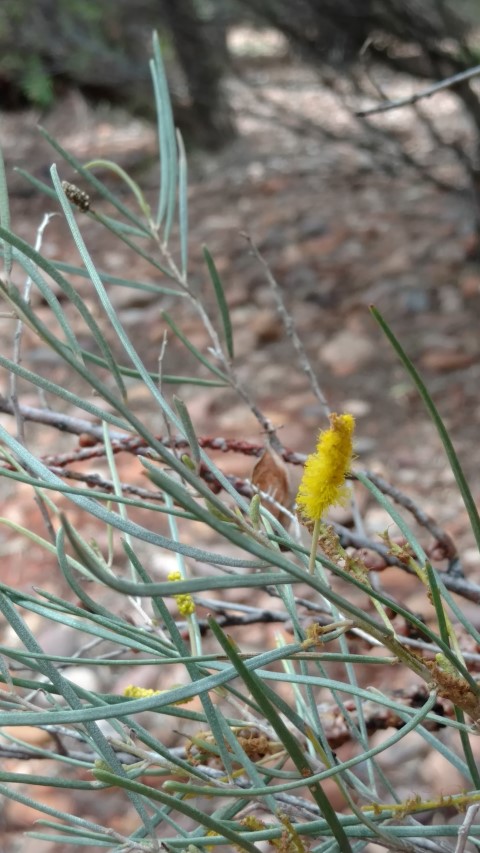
(251, 445, 291, 525)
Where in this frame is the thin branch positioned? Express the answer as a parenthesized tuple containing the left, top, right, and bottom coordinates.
(8, 214, 58, 543)
(359, 471, 459, 570)
(154, 236, 284, 452)
(10, 214, 54, 442)
(0, 394, 128, 441)
(454, 803, 480, 853)
(0, 684, 454, 763)
(1, 400, 480, 602)
(48, 466, 167, 502)
(356, 63, 480, 117)
(243, 232, 330, 421)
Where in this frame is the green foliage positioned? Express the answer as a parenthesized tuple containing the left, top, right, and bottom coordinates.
(0, 30, 480, 853)
(19, 56, 54, 108)
(0, 0, 153, 108)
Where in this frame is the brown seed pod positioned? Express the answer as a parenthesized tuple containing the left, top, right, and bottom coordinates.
(61, 181, 91, 212)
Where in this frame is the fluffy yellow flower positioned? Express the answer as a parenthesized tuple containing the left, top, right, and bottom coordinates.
(168, 569, 196, 616)
(123, 684, 193, 706)
(123, 685, 160, 699)
(296, 413, 355, 523)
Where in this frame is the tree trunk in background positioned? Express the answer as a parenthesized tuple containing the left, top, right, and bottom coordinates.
(160, 0, 235, 148)
(0, 0, 235, 149)
(235, 0, 472, 68)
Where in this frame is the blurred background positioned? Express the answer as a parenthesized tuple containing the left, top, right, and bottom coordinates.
(2, 0, 480, 154)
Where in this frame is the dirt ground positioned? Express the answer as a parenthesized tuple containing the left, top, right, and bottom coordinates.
(1, 50, 480, 850)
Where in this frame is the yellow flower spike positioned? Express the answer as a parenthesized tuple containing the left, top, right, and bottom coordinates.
(296, 413, 355, 573)
(167, 569, 196, 616)
(297, 413, 355, 523)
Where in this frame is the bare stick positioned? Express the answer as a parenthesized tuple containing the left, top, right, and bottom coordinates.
(243, 232, 330, 422)
(454, 803, 480, 853)
(356, 63, 480, 117)
(153, 236, 283, 452)
(9, 213, 58, 542)
(0, 394, 128, 441)
(10, 213, 54, 442)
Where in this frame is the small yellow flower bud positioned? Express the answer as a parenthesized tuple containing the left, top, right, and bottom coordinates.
(167, 569, 196, 616)
(123, 684, 193, 706)
(167, 570, 182, 582)
(123, 685, 161, 699)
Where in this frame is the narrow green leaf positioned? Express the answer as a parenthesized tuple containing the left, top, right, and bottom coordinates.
(203, 245, 234, 359)
(355, 470, 426, 566)
(14, 167, 58, 202)
(0, 464, 188, 519)
(162, 310, 228, 380)
(84, 158, 151, 220)
(0, 780, 113, 836)
(0, 416, 249, 569)
(208, 618, 353, 853)
(82, 348, 227, 386)
(27, 834, 113, 848)
(91, 208, 174, 277)
(33, 820, 113, 841)
(52, 166, 219, 473)
(57, 513, 108, 584)
(38, 126, 150, 233)
(371, 306, 480, 552)
(93, 769, 262, 853)
(0, 146, 12, 276)
(14, 169, 148, 237)
(312, 534, 480, 692)
(52, 174, 128, 400)
(9, 250, 83, 361)
(0, 594, 154, 833)
(90, 213, 150, 238)
(426, 563, 450, 648)
(0, 634, 464, 732)
(2, 200, 249, 513)
(0, 772, 95, 789)
(173, 396, 201, 467)
(80, 561, 289, 598)
(177, 129, 188, 277)
(139, 455, 240, 526)
(456, 705, 480, 788)
(123, 547, 236, 778)
(151, 32, 178, 234)
(0, 277, 88, 376)
(50, 259, 183, 297)
(165, 690, 440, 800)
(0, 225, 127, 398)
(31, 591, 172, 658)
(0, 352, 131, 433)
